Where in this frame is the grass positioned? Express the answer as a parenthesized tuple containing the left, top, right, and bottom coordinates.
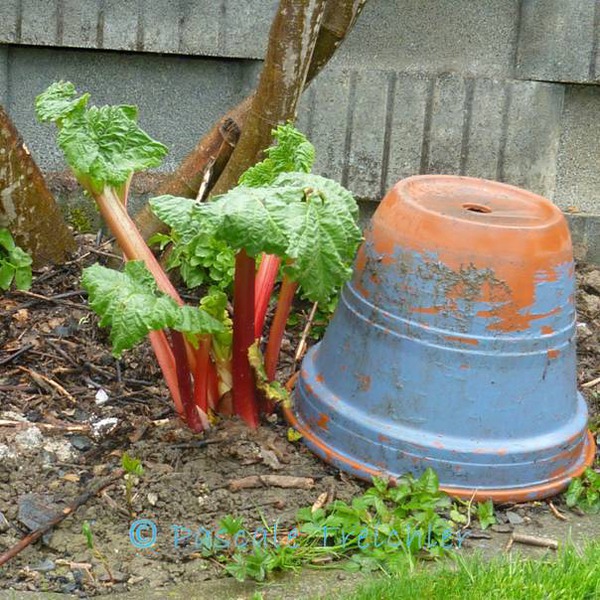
(331, 541, 600, 600)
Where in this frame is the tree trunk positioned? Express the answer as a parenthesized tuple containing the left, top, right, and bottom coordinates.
(133, 0, 368, 239)
(210, 0, 328, 195)
(0, 106, 75, 267)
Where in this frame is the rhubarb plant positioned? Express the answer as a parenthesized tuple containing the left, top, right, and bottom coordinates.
(37, 82, 361, 432)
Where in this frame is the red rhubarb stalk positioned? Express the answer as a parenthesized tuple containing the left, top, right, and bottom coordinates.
(232, 249, 259, 427)
(149, 330, 183, 416)
(95, 187, 200, 373)
(264, 274, 298, 382)
(170, 330, 207, 433)
(95, 188, 183, 303)
(254, 254, 281, 339)
(193, 336, 212, 414)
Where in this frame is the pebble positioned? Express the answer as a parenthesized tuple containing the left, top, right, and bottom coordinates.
(95, 389, 110, 406)
(14, 426, 44, 451)
(70, 435, 93, 452)
(506, 511, 524, 525)
(32, 558, 56, 572)
(0, 511, 9, 532)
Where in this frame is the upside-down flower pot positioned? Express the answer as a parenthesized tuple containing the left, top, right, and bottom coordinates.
(286, 175, 595, 502)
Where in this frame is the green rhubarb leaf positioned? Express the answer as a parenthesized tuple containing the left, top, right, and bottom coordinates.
(239, 123, 315, 187)
(58, 104, 168, 192)
(35, 81, 90, 123)
(196, 186, 294, 257)
(37, 82, 167, 193)
(81, 261, 224, 357)
(149, 195, 199, 239)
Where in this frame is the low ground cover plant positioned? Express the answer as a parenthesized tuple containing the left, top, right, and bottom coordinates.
(36, 81, 361, 432)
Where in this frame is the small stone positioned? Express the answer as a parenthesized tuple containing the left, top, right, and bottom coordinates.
(490, 524, 513, 533)
(95, 389, 110, 406)
(580, 292, 600, 315)
(582, 269, 600, 295)
(0, 444, 16, 460)
(42, 438, 77, 463)
(14, 426, 44, 451)
(506, 511, 524, 525)
(147, 492, 158, 506)
(32, 558, 55, 572)
(91, 417, 119, 440)
(0, 511, 10, 532)
(70, 435, 93, 452)
(576, 322, 593, 340)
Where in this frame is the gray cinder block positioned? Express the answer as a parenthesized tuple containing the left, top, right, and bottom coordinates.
(20, 0, 58, 46)
(516, 0, 598, 84)
(62, 0, 100, 48)
(0, 0, 19, 43)
(556, 86, 600, 213)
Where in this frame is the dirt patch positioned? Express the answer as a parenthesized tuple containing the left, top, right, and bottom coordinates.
(0, 235, 598, 597)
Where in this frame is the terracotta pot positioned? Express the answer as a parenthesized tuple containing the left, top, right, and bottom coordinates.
(286, 175, 595, 502)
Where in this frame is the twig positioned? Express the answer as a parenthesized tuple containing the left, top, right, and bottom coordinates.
(17, 366, 77, 404)
(582, 375, 600, 389)
(461, 490, 477, 533)
(13, 289, 88, 311)
(0, 469, 124, 567)
(0, 343, 34, 366)
(548, 501, 568, 522)
(0, 419, 89, 433)
(511, 533, 559, 550)
(504, 537, 514, 553)
(292, 302, 319, 370)
(229, 475, 315, 492)
(285, 371, 300, 393)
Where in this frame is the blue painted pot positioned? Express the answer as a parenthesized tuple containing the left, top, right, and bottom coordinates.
(287, 175, 595, 501)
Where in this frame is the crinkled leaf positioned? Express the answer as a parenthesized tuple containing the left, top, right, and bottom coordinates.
(35, 81, 89, 123)
(281, 196, 360, 303)
(58, 104, 168, 192)
(81, 261, 224, 357)
(239, 123, 315, 187)
(248, 341, 290, 406)
(198, 187, 293, 257)
(150, 195, 200, 239)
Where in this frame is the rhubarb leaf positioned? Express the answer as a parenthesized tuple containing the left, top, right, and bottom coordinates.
(196, 186, 294, 257)
(35, 81, 89, 123)
(239, 123, 315, 187)
(37, 82, 168, 193)
(82, 261, 224, 357)
(149, 195, 199, 239)
(58, 105, 168, 192)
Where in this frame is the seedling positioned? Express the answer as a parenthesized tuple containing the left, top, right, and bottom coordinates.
(121, 452, 144, 517)
(37, 82, 361, 432)
(82, 520, 113, 582)
(475, 499, 496, 530)
(565, 468, 600, 513)
(0, 228, 32, 291)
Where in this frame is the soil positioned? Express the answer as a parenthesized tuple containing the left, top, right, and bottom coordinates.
(0, 235, 598, 598)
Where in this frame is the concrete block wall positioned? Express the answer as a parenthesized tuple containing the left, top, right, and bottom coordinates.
(0, 1, 599, 262)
